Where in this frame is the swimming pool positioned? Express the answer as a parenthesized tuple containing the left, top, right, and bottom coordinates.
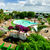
(12, 20, 38, 27)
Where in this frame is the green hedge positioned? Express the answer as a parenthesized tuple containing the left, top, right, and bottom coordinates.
(16, 34, 50, 50)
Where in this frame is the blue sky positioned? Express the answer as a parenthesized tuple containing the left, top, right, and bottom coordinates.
(5, 0, 19, 3)
(5, 0, 26, 3)
(0, 0, 26, 3)
(0, 0, 50, 12)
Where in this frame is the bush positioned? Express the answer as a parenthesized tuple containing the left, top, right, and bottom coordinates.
(0, 30, 4, 37)
(38, 18, 41, 21)
(47, 18, 50, 24)
(15, 25, 30, 32)
(28, 26, 32, 30)
(4, 15, 12, 20)
(37, 25, 48, 32)
(41, 22, 45, 25)
(8, 26, 14, 30)
(16, 34, 50, 50)
(8, 25, 30, 32)
(0, 14, 4, 23)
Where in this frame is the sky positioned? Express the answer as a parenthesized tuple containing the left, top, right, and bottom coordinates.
(0, 0, 50, 12)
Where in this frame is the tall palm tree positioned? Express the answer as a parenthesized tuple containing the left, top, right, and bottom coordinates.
(0, 14, 4, 23)
(0, 9, 3, 14)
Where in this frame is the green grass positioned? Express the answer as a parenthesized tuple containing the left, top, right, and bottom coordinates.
(11, 21, 16, 26)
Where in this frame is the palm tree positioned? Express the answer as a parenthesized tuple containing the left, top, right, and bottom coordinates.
(0, 14, 4, 23)
(0, 9, 3, 14)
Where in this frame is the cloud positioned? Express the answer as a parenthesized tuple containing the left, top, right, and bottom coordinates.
(0, 0, 50, 12)
(0, 2, 5, 9)
(3, 1, 26, 10)
(0, 2, 5, 6)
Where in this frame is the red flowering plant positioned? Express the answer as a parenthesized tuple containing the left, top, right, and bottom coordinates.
(8, 26, 14, 30)
(15, 25, 24, 31)
(8, 25, 30, 32)
(15, 25, 30, 32)
(23, 27, 30, 32)
(15, 25, 20, 30)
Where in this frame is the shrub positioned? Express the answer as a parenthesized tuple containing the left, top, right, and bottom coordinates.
(47, 17, 50, 24)
(0, 14, 4, 23)
(8, 25, 30, 32)
(8, 26, 14, 30)
(37, 25, 48, 32)
(4, 15, 12, 20)
(15, 25, 24, 31)
(16, 34, 50, 50)
(15, 25, 30, 32)
(23, 27, 30, 32)
(41, 22, 45, 25)
(28, 26, 32, 30)
(0, 30, 4, 37)
(38, 18, 41, 21)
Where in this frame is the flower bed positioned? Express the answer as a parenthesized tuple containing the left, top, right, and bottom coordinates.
(8, 26, 14, 30)
(8, 25, 30, 32)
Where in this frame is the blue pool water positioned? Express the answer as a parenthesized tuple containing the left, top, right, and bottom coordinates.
(13, 20, 38, 27)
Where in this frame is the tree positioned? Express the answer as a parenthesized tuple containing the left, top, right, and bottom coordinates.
(12, 11, 17, 15)
(20, 12, 27, 19)
(4, 15, 12, 20)
(0, 14, 4, 23)
(12, 11, 21, 18)
(27, 11, 35, 18)
(0, 9, 3, 14)
(22, 11, 28, 17)
(0, 30, 4, 37)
